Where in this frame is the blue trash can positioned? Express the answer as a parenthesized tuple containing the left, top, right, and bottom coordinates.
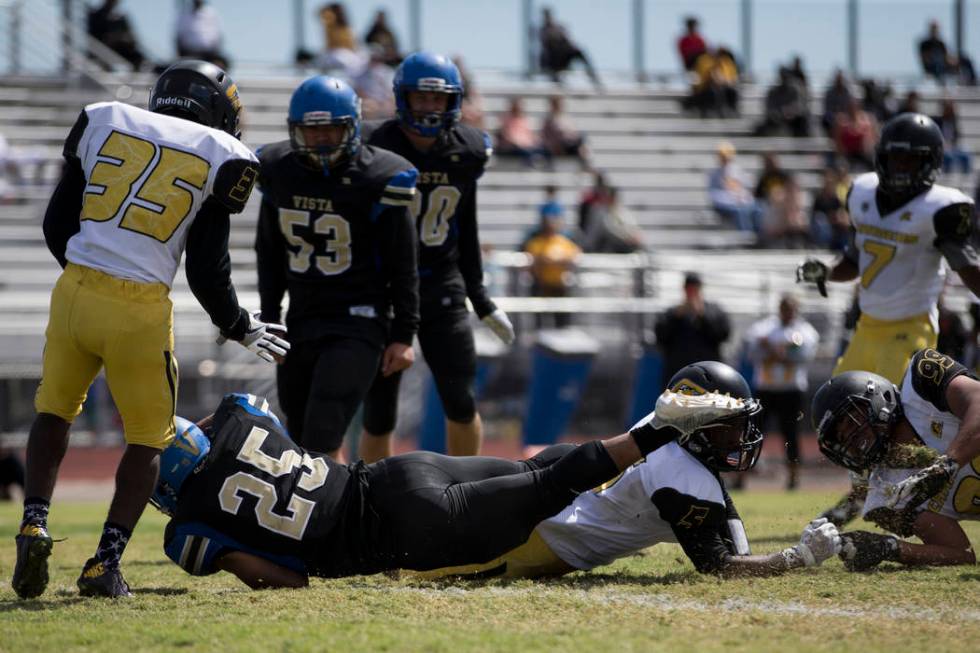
(626, 345, 663, 428)
(523, 329, 600, 446)
(418, 329, 508, 453)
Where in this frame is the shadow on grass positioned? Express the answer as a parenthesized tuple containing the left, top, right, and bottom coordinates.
(0, 586, 188, 611)
(748, 533, 801, 546)
(413, 569, 699, 590)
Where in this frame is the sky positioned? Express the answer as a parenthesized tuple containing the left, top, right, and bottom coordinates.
(8, 0, 980, 83)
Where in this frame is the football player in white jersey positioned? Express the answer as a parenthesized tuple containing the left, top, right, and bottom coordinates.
(417, 362, 842, 580)
(11, 61, 289, 599)
(797, 112, 980, 526)
(812, 348, 980, 570)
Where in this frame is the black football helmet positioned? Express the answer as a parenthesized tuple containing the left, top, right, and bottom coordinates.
(874, 112, 943, 199)
(812, 371, 902, 473)
(149, 60, 243, 138)
(668, 361, 764, 472)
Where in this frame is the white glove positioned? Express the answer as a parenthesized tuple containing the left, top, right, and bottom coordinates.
(795, 258, 828, 297)
(650, 390, 753, 438)
(482, 308, 515, 345)
(883, 455, 959, 509)
(218, 312, 290, 364)
(785, 518, 842, 567)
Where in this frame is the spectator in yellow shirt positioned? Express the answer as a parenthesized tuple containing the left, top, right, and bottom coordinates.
(524, 203, 581, 327)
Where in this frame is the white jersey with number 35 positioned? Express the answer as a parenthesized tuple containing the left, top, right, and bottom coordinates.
(848, 172, 972, 321)
(64, 101, 258, 286)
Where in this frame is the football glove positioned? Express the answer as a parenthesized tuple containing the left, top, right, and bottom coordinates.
(219, 312, 290, 364)
(781, 518, 842, 568)
(796, 258, 828, 297)
(838, 530, 900, 571)
(883, 455, 959, 510)
(482, 308, 515, 345)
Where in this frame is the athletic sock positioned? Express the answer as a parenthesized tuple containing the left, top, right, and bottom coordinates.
(93, 521, 132, 570)
(20, 496, 50, 531)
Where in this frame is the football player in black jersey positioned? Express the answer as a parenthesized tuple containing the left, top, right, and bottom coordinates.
(358, 52, 515, 463)
(154, 385, 757, 589)
(255, 76, 420, 461)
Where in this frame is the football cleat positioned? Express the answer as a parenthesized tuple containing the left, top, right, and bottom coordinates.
(77, 558, 132, 598)
(11, 524, 54, 599)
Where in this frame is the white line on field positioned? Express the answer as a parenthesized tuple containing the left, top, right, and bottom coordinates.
(382, 586, 980, 622)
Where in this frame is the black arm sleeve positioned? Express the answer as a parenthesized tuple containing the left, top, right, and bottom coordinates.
(377, 205, 420, 345)
(42, 159, 86, 268)
(933, 201, 979, 271)
(842, 184, 860, 265)
(456, 184, 496, 318)
(185, 198, 247, 335)
(651, 487, 731, 573)
(254, 196, 288, 324)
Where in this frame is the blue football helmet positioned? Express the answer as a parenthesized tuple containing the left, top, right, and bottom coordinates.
(393, 51, 463, 137)
(287, 75, 362, 171)
(151, 417, 211, 517)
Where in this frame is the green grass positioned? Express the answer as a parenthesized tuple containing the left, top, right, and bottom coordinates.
(1, 491, 978, 652)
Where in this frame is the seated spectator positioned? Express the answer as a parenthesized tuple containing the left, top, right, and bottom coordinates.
(896, 89, 922, 115)
(522, 185, 565, 248)
(832, 98, 877, 171)
(935, 99, 972, 174)
(577, 170, 614, 236)
(786, 55, 809, 95)
(176, 0, 227, 68)
(87, 0, 146, 70)
(524, 203, 581, 328)
(754, 152, 792, 201)
(859, 78, 894, 123)
(582, 187, 644, 253)
(685, 47, 739, 118)
(538, 7, 601, 89)
(919, 20, 950, 82)
(677, 16, 707, 71)
(821, 70, 852, 135)
(496, 98, 550, 167)
(363, 9, 401, 67)
(754, 66, 810, 137)
(948, 53, 978, 86)
(316, 2, 366, 77)
(754, 153, 807, 247)
(542, 96, 591, 169)
(810, 166, 851, 251)
(707, 141, 762, 234)
(354, 45, 396, 119)
(454, 55, 485, 128)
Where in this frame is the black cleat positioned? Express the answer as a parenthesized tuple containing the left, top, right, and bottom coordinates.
(12, 524, 53, 599)
(77, 558, 132, 598)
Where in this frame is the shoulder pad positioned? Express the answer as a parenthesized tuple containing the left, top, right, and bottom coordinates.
(212, 158, 259, 213)
(909, 348, 973, 411)
(933, 201, 976, 243)
(452, 124, 493, 170)
(379, 166, 418, 208)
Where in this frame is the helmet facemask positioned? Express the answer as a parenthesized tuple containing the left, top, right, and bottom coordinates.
(397, 83, 461, 137)
(288, 114, 359, 172)
(681, 400, 764, 472)
(875, 142, 940, 199)
(817, 395, 895, 473)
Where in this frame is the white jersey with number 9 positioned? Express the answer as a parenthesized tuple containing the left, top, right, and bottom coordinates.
(65, 101, 258, 286)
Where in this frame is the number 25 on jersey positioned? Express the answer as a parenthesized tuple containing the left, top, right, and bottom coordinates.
(82, 130, 210, 242)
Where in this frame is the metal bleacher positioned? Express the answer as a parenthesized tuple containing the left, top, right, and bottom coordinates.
(2, 70, 979, 435)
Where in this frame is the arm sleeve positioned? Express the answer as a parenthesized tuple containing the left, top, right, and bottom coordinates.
(456, 183, 496, 318)
(842, 184, 860, 264)
(255, 195, 288, 324)
(164, 520, 305, 577)
(184, 198, 247, 334)
(933, 201, 979, 271)
(651, 487, 732, 573)
(42, 159, 86, 268)
(211, 158, 260, 214)
(376, 204, 420, 345)
(909, 348, 976, 412)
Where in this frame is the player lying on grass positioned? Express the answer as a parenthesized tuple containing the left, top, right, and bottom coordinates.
(153, 386, 727, 589)
(812, 348, 980, 571)
(415, 362, 841, 580)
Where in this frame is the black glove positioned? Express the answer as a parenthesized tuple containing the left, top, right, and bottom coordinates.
(838, 531, 900, 571)
(796, 258, 828, 297)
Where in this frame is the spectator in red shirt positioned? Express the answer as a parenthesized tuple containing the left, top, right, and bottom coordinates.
(832, 98, 877, 171)
(677, 17, 707, 71)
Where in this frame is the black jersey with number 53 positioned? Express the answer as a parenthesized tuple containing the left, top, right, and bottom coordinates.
(163, 394, 364, 577)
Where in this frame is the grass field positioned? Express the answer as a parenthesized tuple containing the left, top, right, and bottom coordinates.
(1, 491, 978, 653)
